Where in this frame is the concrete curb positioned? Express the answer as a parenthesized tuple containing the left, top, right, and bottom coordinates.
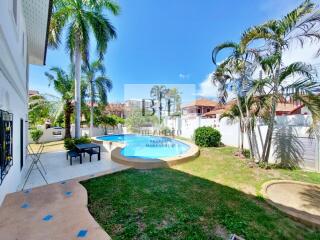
(261, 180, 320, 229)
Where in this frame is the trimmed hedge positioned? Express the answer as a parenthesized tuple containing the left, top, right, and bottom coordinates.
(194, 127, 221, 147)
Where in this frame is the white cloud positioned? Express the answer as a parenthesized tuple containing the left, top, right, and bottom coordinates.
(179, 73, 190, 79)
(282, 42, 320, 66)
(197, 73, 218, 98)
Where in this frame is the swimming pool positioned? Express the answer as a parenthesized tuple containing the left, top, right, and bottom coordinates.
(96, 134, 190, 159)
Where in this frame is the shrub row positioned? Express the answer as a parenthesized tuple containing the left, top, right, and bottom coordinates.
(64, 136, 91, 150)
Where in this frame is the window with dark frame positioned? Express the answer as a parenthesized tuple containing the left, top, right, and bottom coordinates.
(22, 33, 24, 56)
(13, 0, 17, 24)
(0, 110, 13, 185)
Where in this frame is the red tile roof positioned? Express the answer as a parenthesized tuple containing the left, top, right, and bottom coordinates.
(183, 98, 219, 108)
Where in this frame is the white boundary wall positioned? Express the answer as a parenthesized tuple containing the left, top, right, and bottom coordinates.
(28, 125, 124, 143)
(165, 115, 319, 171)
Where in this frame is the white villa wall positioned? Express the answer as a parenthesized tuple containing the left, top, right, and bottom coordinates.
(0, 0, 29, 204)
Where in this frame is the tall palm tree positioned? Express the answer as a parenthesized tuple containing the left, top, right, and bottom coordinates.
(250, 54, 320, 162)
(240, 0, 320, 162)
(82, 60, 112, 136)
(167, 88, 181, 116)
(45, 67, 74, 138)
(48, 0, 120, 138)
(219, 101, 245, 152)
(150, 85, 169, 123)
(211, 41, 259, 158)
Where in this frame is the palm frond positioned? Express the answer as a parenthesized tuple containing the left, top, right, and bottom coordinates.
(211, 41, 239, 65)
(240, 25, 275, 49)
(95, 76, 112, 104)
(279, 0, 315, 36)
(279, 62, 315, 83)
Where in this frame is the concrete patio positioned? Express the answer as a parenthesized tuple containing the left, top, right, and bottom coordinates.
(19, 150, 127, 190)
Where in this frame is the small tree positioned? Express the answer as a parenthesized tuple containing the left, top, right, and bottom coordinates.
(28, 95, 51, 127)
(99, 115, 117, 134)
(30, 129, 44, 144)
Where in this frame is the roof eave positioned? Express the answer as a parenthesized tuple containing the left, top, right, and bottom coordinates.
(43, 0, 53, 65)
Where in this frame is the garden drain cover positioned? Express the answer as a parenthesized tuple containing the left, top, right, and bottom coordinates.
(229, 234, 245, 240)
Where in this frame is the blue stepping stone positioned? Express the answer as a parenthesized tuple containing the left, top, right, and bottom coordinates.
(21, 203, 29, 209)
(77, 229, 88, 238)
(42, 214, 53, 222)
(64, 191, 72, 197)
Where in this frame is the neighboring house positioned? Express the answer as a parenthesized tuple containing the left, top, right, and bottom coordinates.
(202, 99, 237, 119)
(0, 0, 51, 204)
(105, 103, 125, 118)
(182, 98, 220, 116)
(276, 102, 310, 116)
(125, 99, 142, 109)
(28, 89, 39, 97)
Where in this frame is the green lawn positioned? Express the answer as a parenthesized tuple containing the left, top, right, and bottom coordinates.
(82, 147, 320, 239)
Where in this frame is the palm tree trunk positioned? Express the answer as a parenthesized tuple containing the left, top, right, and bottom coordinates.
(262, 66, 280, 162)
(236, 95, 246, 154)
(262, 97, 277, 162)
(245, 105, 255, 159)
(252, 125, 261, 162)
(74, 39, 81, 139)
(239, 120, 244, 152)
(90, 81, 94, 137)
(65, 101, 72, 139)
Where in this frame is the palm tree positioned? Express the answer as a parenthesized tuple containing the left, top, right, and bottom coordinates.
(167, 88, 181, 116)
(48, 0, 120, 138)
(240, 0, 320, 162)
(82, 60, 112, 136)
(211, 41, 259, 158)
(250, 54, 320, 162)
(150, 85, 169, 123)
(219, 102, 245, 152)
(45, 67, 75, 139)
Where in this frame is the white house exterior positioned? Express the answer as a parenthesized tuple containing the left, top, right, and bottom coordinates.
(0, 0, 51, 204)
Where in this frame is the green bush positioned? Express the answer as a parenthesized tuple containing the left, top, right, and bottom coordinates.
(194, 127, 221, 147)
(30, 129, 43, 143)
(64, 136, 91, 150)
(243, 149, 251, 159)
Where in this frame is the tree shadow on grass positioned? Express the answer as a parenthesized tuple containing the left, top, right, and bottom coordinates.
(300, 185, 320, 211)
(81, 168, 320, 240)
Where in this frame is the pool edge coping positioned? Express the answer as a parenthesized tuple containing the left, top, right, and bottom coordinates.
(91, 135, 200, 169)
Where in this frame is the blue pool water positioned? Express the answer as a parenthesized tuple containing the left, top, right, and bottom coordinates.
(96, 134, 190, 159)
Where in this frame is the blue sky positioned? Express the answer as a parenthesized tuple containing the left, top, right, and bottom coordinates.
(29, 0, 306, 102)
